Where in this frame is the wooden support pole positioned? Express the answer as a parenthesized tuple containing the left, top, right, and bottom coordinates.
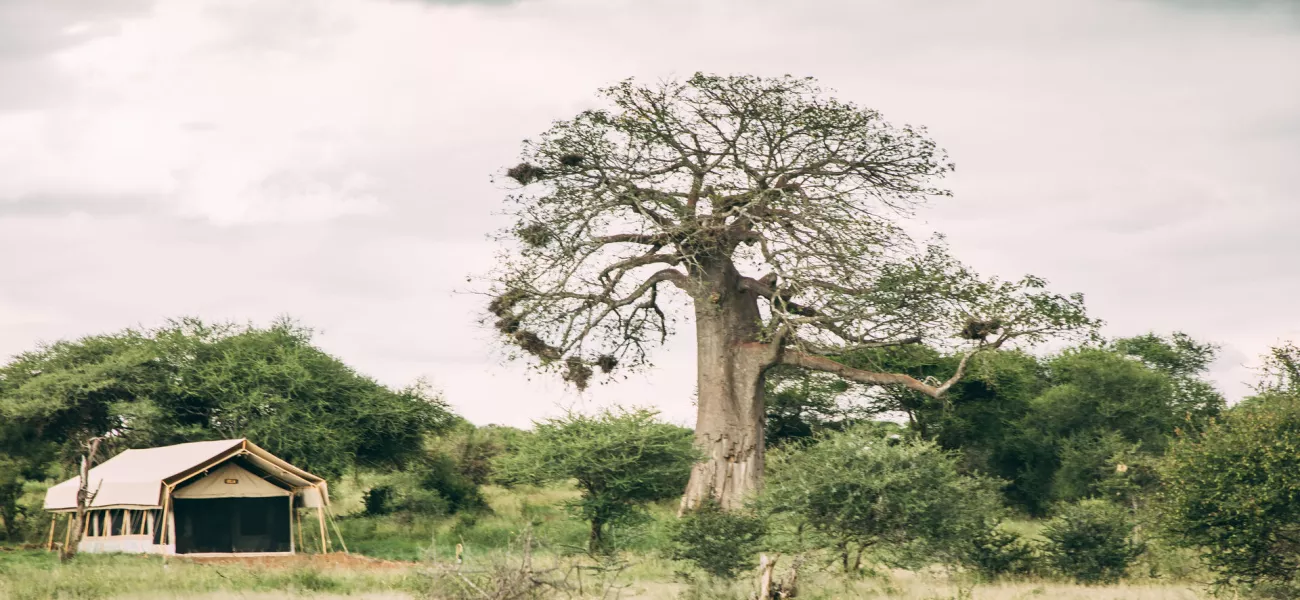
(316, 504, 328, 554)
(325, 507, 349, 555)
(159, 486, 173, 546)
(286, 496, 293, 553)
(62, 513, 72, 550)
(45, 515, 57, 551)
(296, 504, 305, 551)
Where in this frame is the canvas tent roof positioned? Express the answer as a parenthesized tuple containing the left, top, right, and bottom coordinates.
(44, 439, 327, 511)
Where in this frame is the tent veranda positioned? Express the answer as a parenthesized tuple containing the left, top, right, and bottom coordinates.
(42, 439, 346, 556)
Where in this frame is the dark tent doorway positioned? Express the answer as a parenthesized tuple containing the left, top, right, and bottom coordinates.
(173, 497, 292, 554)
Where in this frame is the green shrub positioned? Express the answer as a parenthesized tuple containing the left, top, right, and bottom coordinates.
(668, 497, 766, 579)
(963, 523, 1037, 578)
(362, 485, 395, 516)
(398, 486, 452, 516)
(762, 426, 1001, 572)
(494, 408, 698, 553)
(1160, 391, 1300, 594)
(417, 451, 486, 513)
(1041, 499, 1143, 583)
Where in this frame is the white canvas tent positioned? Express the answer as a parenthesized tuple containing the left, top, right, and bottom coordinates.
(43, 439, 344, 556)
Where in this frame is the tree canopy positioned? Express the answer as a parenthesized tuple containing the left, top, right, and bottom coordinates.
(0, 318, 454, 479)
(486, 72, 1095, 507)
(1161, 389, 1300, 594)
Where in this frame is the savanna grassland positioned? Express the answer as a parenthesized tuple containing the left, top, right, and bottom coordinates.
(0, 482, 1210, 600)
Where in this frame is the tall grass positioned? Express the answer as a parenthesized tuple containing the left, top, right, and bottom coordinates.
(0, 550, 417, 600)
(1, 481, 1214, 599)
(333, 483, 675, 561)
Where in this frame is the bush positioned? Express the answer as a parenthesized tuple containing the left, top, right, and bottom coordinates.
(494, 408, 698, 553)
(668, 497, 766, 579)
(362, 485, 395, 516)
(417, 451, 486, 513)
(1041, 499, 1143, 584)
(397, 486, 451, 516)
(762, 425, 1001, 572)
(963, 524, 1037, 578)
(1160, 391, 1300, 594)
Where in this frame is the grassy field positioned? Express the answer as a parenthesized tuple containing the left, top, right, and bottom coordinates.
(0, 548, 1210, 600)
(0, 483, 1212, 600)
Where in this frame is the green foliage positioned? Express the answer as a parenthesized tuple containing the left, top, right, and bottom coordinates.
(963, 524, 1038, 578)
(668, 497, 766, 579)
(1032, 349, 1175, 456)
(1258, 342, 1300, 395)
(0, 458, 23, 541)
(362, 485, 396, 516)
(1113, 332, 1225, 425)
(1011, 348, 1182, 513)
(1160, 390, 1300, 593)
(1052, 431, 1148, 506)
(0, 317, 456, 540)
(764, 366, 869, 447)
(1041, 500, 1144, 584)
(416, 450, 487, 513)
(493, 408, 697, 552)
(0, 318, 454, 477)
(762, 425, 1001, 571)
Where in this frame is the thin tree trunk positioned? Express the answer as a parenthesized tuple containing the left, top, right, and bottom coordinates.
(588, 517, 603, 553)
(61, 437, 102, 562)
(0, 499, 17, 541)
(679, 259, 776, 512)
(852, 543, 866, 573)
(758, 554, 775, 599)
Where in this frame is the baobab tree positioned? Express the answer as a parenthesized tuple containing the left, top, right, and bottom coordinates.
(486, 73, 1095, 510)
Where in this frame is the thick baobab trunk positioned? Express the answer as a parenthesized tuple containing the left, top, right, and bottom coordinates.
(680, 261, 775, 512)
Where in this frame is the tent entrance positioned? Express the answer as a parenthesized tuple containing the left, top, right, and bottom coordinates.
(173, 497, 291, 554)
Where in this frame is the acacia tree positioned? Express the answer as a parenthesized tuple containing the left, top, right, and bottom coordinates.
(486, 73, 1095, 509)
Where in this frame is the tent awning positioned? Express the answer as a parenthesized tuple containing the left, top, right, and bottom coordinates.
(43, 439, 327, 511)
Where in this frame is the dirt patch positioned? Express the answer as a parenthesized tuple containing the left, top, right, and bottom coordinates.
(181, 553, 416, 571)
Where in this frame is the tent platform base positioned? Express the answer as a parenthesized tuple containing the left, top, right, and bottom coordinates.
(77, 538, 175, 555)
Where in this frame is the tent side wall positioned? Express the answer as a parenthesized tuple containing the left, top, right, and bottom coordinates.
(72, 507, 176, 555)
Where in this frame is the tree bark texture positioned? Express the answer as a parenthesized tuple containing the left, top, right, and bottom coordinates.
(680, 260, 778, 512)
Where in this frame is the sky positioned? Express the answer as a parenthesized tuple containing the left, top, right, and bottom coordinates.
(1, 0, 1297, 428)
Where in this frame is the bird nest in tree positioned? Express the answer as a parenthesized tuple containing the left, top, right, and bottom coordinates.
(959, 318, 1003, 341)
(515, 223, 553, 248)
(513, 330, 560, 361)
(494, 315, 521, 334)
(488, 290, 528, 317)
(562, 357, 593, 390)
(506, 163, 547, 185)
(595, 354, 618, 373)
(558, 153, 585, 167)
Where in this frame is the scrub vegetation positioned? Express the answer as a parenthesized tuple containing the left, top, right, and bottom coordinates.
(2, 74, 1296, 599)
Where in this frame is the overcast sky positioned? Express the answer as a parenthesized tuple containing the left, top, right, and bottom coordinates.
(1, 0, 1297, 428)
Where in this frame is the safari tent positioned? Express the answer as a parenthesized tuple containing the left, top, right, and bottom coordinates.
(43, 439, 345, 556)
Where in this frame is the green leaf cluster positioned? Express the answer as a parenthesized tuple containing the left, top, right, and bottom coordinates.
(493, 408, 697, 552)
(1160, 392, 1300, 593)
(761, 426, 1001, 571)
(1041, 499, 1144, 584)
